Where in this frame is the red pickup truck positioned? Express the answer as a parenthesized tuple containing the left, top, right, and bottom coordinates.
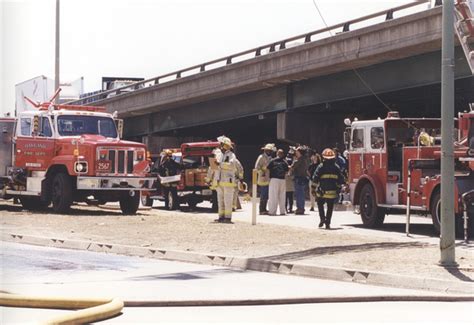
(142, 141, 219, 210)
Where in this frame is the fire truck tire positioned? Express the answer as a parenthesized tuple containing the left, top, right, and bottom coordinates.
(141, 194, 154, 207)
(165, 190, 179, 210)
(119, 191, 140, 214)
(359, 183, 385, 228)
(20, 196, 50, 211)
(187, 198, 198, 209)
(430, 192, 473, 238)
(430, 191, 441, 234)
(51, 173, 73, 213)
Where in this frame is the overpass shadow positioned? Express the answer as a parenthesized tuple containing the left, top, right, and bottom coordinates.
(258, 241, 428, 262)
(344, 222, 437, 237)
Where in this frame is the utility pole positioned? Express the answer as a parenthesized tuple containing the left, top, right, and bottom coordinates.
(440, 0, 457, 265)
(54, 0, 60, 103)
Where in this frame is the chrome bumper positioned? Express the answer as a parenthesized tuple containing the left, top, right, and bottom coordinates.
(77, 176, 156, 190)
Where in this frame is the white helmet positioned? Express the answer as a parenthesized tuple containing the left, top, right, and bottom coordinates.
(262, 143, 275, 151)
(217, 135, 232, 149)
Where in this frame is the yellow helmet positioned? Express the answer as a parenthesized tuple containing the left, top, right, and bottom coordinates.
(419, 132, 433, 146)
(163, 149, 173, 156)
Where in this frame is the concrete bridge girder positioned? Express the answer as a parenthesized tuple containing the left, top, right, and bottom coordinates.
(108, 7, 444, 119)
(124, 47, 473, 140)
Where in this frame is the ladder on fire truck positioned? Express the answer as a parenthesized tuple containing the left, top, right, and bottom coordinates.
(455, 0, 474, 74)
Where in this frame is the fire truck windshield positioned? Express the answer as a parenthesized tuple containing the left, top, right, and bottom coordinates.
(57, 115, 118, 138)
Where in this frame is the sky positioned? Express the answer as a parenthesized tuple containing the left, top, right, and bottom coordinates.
(1, 0, 434, 115)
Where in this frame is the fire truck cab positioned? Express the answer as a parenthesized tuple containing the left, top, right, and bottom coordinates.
(0, 97, 154, 215)
(345, 110, 474, 235)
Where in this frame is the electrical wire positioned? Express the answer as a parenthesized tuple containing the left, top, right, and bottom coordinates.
(311, 0, 400, 113)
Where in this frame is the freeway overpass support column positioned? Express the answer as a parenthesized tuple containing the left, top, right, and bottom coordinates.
(277, 111, 347, 151)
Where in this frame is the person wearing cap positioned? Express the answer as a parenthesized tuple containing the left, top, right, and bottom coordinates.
(312, 148, 345, 229)
(158, 149, 181, 210)
(267, 149, 289, 216)
(255, 143, 274, 215)
(215, 136, 239, 223)
(291, 146, 310, 215)
(285, 148, 295, 213)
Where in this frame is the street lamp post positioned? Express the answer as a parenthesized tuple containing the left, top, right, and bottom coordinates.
(54, 0, 60, 103)
(439, 0, 457, 266)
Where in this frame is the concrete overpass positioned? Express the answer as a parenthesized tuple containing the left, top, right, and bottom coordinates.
(73, 2, 473, 154)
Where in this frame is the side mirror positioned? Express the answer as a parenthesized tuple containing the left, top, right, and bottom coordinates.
(115, 119, 123, 139)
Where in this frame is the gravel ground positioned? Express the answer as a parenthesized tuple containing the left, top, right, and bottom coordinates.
(1, 201, 473, 284)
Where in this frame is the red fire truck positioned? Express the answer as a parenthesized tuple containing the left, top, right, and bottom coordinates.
(0, 90, 154, 214)
(345, 108, 474, 235)
(142, 141, 220, 210)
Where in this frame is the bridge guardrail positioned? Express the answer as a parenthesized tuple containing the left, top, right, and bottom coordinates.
(68, 0, 432, 106)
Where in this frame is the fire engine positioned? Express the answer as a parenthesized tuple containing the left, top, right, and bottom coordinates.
(345, 108, 474, 235)
(0, 89, 154, 214)
(143, 141, 226, 211)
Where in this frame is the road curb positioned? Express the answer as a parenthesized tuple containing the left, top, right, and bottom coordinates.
(2, 232, 473, 295)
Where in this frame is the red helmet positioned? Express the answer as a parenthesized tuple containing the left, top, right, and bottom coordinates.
(322, 148, 336, 160)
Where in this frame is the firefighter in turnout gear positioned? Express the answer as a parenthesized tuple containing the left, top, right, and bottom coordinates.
(215, 136, 239, 223)
(158, 149, 181, 210)
(255, 143, 274, 214)
(311, 148, 345, 229)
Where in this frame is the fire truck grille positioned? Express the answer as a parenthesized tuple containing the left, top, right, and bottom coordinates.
(108, 149, 134, 174)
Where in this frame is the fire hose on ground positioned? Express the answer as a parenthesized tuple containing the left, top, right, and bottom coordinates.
(1, 293, 474, 324)
(0, 293, 124, 325)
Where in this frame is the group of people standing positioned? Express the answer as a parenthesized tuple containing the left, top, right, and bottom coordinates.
(157, 135, 347, 229)
(255, 143, 346, 229)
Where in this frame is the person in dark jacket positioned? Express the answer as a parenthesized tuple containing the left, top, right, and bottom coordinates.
(312, 148, 345, 229)
(291, 146, 310, 215)
(285, 148, 296, 213)
(267, 149, 289, 215)
(158, 149, 181, 210)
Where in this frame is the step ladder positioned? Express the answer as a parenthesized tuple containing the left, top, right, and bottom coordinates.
(455, 0, 474, 74)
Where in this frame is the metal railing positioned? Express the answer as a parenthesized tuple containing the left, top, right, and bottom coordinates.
(69, 0, 432, 106)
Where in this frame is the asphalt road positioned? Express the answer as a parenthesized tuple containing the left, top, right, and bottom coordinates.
(1, 242, 472, 324)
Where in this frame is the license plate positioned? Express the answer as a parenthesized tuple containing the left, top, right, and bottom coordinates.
(96, 160, 112, 172)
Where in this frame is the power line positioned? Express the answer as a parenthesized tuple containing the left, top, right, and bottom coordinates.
(311, 0, 395, 113)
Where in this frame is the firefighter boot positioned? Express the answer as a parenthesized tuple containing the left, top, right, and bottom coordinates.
(325, 216, 331, 229)
(318, 219, 325, 228)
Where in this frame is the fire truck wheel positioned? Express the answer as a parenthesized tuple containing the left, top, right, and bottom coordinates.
(20, 197, 50, 211)
(120, 191, 140, 215)
(165, 190, 179, 210)
(430, 191, 441, 234)
(187, 197, 198, 209)
(141, 195, 154, 207)
(51, 173, 73, 213)
(359, 183, 385, 228)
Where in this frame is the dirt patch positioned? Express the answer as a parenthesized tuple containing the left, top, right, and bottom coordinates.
(1, 202, 473, 284)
